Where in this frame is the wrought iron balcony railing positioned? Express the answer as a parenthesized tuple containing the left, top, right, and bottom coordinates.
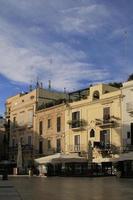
(67, 119, 87, 130)
(67, 145, 86, 152)
(9, 144, 33, 152)
(95, 118, 115, 128)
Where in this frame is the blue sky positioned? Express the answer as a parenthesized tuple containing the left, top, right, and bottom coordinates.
(0, 0, 133, 115)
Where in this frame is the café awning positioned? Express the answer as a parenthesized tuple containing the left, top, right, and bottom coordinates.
(34, 153, 87, 164)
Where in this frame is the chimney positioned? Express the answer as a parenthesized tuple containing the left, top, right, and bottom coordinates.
(48, 80, 51, 90)
(29, 85, 32, 91)
(36, 80, 39, 88)
(40, 82, 43, 88)
(64, 88, 66, 94)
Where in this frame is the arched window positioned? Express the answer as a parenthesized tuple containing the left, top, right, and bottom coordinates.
(93, 91, 100, 100)
(90, 129, 95, 137)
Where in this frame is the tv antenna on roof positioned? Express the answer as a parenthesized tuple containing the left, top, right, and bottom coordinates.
(36, 76, 40, 88)
(124, 31, 128, 68)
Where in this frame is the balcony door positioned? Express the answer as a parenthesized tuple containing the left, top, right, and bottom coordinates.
(57, 139, 61, 153)
(131, 123, 133, 145)
(100, 130, 110, 148)
(72, 111, 80, 128)
(74, 135, 80, 151)
(103, 107, 110, 123)
(39, 141, 43, 154)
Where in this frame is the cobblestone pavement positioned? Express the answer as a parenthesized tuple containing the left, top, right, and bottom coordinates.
(0, 176, 133, 200)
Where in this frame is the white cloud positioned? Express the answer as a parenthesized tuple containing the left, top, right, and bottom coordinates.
(0, 1, 113, 91)
(0, 30, 109, 91)
(58, 4, 111, 34)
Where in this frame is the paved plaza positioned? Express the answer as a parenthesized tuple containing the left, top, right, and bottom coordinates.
(0, 181, 21, 200)
(0, 176, 133, 200)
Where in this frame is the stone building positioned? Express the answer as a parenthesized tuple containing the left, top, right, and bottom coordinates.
(5, 85, 66, 168)
(6, 81, 133, 168)
(121, 80, 133, 151)
(65, 84, 122, 161)
(36, 103, 66, 156)
(0, 117, 6, 160)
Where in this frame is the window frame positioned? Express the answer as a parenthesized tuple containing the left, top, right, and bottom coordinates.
(57, 116, 61, 132)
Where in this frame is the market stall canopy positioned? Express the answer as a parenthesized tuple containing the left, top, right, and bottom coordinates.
(116, 152, 133, 161)
(34, 153, 87, 165)
(93, 153, 120, 163)
(93, 152, 133, 163)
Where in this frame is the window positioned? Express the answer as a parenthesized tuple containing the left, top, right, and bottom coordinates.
(103, 107, 110, 122)
(48, 119, 51, 129)
(72, 111, 80, 128)
(39, 141, 43, 154)
(131, 123, 133, 145)
(127, 132, 130, 139)
(74, 135, 80, 151)
(57, 117, 61, 132)
(18, 112, 24, 126)
(28, 110, 33, 127)
(72, 111, 80, 121)
(93, 91, 100, 100)
(28, 136, 32, 145)
(7, 107, 10, 114)
(12, 138, 15, 147)
(30, 95, 34, 100)
(131, 161, 133, 171)
(48, 140, 51, 149)
(13, 116, 16, 128)
(57, 139, 61, 153)
(8, 119, 10, 127)
(20, 137, 23, 145)
(39, 121, 43, 135)
(90, 129, 95, 137)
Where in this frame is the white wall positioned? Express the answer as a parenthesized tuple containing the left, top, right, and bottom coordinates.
(122, 80, 133, 146)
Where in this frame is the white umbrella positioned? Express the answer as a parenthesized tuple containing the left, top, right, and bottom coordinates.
(17, 142, 23, 171)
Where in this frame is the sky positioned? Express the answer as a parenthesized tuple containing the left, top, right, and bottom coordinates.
(0, 0, 133, 115)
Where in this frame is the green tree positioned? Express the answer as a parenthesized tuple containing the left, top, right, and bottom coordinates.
(127, 73, 133, 81)
(109, 82, 122, 88)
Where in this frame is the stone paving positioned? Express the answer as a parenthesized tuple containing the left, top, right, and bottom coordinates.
(0, 176, 133, 200)
(0, 180, 22, 200)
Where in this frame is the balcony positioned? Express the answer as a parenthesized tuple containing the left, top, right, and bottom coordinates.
(9, 144, 33, 153)
(126, 102, 133, 113)
(124, 144, 133, 152)
(11, 123, 33, 132)
(68, 119, 87, 131)
(22, 144, 33, 151)
(95, 118, 115, 128)
(68, 145, 86, 152)
(5, 111, 10, 118)
(93, 143, 120, 157)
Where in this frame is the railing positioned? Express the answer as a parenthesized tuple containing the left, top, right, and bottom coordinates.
(95, 119, 115, 128)
(11, 123, 33, 131)
(68, 145, 86, 152)
(123, 145, 133, 152)
(9, 144, 33, 152)
(68, 119, 87, 130)
(94, 144, 120, 156)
